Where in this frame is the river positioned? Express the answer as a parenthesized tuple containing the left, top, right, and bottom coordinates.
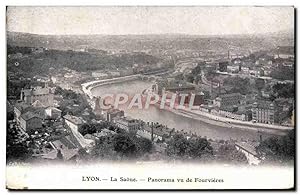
(90, 80, 277, 141)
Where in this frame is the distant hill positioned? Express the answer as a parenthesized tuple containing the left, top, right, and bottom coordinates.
(7, 31, 294, 53)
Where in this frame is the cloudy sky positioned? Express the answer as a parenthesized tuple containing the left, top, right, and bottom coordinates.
(6, 6, 294, 35)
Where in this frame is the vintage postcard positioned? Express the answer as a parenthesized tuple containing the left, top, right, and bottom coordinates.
(6, 6, 295, 190)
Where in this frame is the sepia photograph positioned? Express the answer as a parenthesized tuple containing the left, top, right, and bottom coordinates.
(5, 6, 295, 190)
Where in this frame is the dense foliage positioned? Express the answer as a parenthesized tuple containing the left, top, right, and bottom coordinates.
(7, 45, 160, 77)
(271, 83, 295, 99)
(166, 134, 213, 160)
(223, 76, 251, 95)
(6, 126, 31, 163)
(270, 66, 294, 81)
(256, 130, 295, 165)
(90, 132, 153, 161)
(216, 143, 248, 164)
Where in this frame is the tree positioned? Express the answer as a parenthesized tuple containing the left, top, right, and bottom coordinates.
(134, 137, 153, 154)
(185, 73, 195, 84)
(166, 134, 189, 158)
(112, 134, 137, 159)
(255, 78, 265, 91)
(191, 64, 202, 75)
(90, 136, 117, 161)
(217, 144, 248, 164)
(6, 127, 31, 163)
(79, 124, 97, 136)
(184, 64, 202, 84)
(7, 111, 14, 121)
(186, 137, 213, 159)
(256, 130, 295, 165)
(223, 76, 251, 95)
(166, 134, 214, 160)
(271, 83, 294, 99)
(270, 66, 294, 81)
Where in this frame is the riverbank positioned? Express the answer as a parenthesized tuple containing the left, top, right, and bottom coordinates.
(82, 79, 292, 139)
(154, 102, 291, 136)
(81, 74, 142, 99)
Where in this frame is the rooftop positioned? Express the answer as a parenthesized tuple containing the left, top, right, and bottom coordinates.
(115, 116, 138, 123)
(219, 93, 242, 99)
(21, 86, 51, 96)
(144, 124, 174, 137)
(46, 106, 62, 112)
(63, 114, 84, 125)
(107, 108, 124, 114)
(253, 100, 274, 109)
(15, 102, 30, 112)
(52, 136, 78, 150)
(20, 111, 43, 121)
(32, 100, 46, 108)
(41, 148, 79, 161)
(235, 142, 260, 158)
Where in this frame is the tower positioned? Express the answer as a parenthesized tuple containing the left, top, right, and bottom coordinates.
(94, 96, 101, 112)
(228, 50, 230, 59)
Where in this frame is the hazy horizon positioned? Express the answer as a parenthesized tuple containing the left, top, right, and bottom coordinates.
(6, 28, 294, 37)
(7, 7, 294, 36)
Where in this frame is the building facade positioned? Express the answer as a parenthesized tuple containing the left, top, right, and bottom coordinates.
(45, 107, 62, 120)
(63, 114, 84, 132)
(251, 101, 275, 124)
(214, 93, 242, 108)
(20, 85, 54, 107)
(105, 108, 124, 122)
(19, 112, 43, 131)
(218, 61, 229, 72)
(114, 116, 141, 134)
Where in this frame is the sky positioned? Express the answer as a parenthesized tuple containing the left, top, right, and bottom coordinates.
(6, 6, 294, 35)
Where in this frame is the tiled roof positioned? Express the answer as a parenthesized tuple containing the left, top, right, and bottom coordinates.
(32, 87, 50, 96)
(84, 134, 96, 140)
(143, 125, 173, 137)
(15, 102, 30, 112)
(52, 136, 77, 150)
(67, 128, 94, 149)
(60, 148, 79, 160)
(63, 114, 83, 125)
(32, 100, 45, 108)
(115, 116, 138, 123)
(235, 142, 259, 157)
(46, 106, 62, 112)
(101, 128, 117, 135)
(253, 100, 274, 109)
(219, 93, 242, 99)
(41, 148, 79, 161)
(20, 111, 43, 121)
(21, 87, 51, 97)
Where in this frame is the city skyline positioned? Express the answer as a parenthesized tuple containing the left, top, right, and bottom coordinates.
(7, 6, 294, 36)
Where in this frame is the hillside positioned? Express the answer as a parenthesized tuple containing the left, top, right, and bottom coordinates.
(7, 31, 294, 53)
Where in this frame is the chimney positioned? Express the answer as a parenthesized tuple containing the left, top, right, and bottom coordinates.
(151, 122, 154, 142)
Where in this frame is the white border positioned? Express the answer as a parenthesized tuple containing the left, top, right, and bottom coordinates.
(1, 0, 298, 194)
